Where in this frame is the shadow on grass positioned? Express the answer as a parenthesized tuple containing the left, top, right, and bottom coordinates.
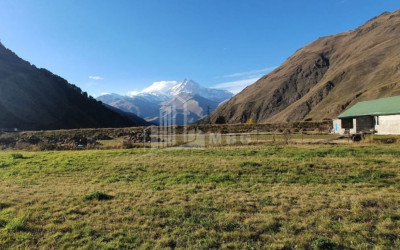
(0, 162, 10, 168)
(0, 202, 12, 210)
(83, 192, 114, 201)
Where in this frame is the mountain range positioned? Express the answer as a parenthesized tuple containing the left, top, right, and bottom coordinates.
(2, 9, 400, 130)
(0, 43, 150, 130)
(205, 9, 400, 124)
(97, 79, 233, 124)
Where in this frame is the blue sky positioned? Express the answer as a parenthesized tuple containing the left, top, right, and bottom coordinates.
(0, 0, 399, 96)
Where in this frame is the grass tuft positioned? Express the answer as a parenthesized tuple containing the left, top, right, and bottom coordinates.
(10, 153, 24, 159)
(83, 192, 113, 201)
(239, 161, 263, 167)
(311, 238, 340, 250)
(0, 219, 6, 228)
(4, 215, 28, 232)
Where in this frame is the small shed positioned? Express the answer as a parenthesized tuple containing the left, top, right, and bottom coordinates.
(333, 95, 400, 135)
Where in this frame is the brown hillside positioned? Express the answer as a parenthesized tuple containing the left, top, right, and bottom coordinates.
(206, 10, 400, 124)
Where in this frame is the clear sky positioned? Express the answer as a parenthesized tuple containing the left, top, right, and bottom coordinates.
(0, 0, 399, 96)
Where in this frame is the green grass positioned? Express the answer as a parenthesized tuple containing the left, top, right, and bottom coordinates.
(0, 145, 400, 248)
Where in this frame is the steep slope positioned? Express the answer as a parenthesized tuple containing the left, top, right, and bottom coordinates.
(103, 104, 152, 126)
(97, 94, 160, 122)
(206, 9, 400, 124)
(98, 79, 233, 124)
(0, 43, 147, 130)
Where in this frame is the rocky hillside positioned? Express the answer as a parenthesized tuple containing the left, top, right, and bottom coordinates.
(0, 43, 149, 130)
(205, 9, 400, 124)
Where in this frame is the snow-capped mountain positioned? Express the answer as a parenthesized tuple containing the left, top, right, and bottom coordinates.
(171, 79, 233, 102)
(97, 78, 233, 125)
(139, 80, 178, 97)
(129, 78, 232, 103)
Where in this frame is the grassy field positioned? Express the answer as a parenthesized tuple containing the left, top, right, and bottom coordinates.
(1, 144, 400, 249)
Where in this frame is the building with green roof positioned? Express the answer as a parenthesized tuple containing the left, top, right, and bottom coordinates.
(333, 95, 400, 135)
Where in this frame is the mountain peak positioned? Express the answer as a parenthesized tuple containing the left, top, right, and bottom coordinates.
(171, 78, 202, 96)
(181, 78, 197, 86)
(121, 78, 233, 103)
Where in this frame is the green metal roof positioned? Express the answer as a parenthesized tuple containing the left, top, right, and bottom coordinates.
(338, 95, 400, 118)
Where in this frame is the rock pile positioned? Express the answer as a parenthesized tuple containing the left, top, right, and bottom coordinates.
(126, 131, 151, 143)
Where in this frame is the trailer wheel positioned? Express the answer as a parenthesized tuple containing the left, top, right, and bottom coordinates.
(352, 134, 362, 142)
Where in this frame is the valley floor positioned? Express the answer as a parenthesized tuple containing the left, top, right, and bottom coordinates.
(0, 145, 400, 249)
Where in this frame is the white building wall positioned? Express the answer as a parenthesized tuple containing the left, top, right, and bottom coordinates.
(351, 119, 357, 134)
(332, 118, 357, 135)
(375, 115, 400, 135)
(332, 119, 345, 134)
